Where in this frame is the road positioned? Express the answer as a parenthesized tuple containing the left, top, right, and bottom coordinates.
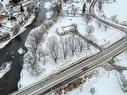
(11, 0, 127, 95)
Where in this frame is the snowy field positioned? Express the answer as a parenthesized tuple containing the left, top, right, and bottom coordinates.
(65, 67, 126, 95)
(18, 23, 99, 88)
(19, 47, 97, 88)
(114, 51, 127, 67)
(102, 0, 127, 22)
(18, 0, 126, 90)
(62, 0, 86, 16)
(44, 16, 125, 48)
(80, 19, 125, 48)
(18, 17, 125, 89)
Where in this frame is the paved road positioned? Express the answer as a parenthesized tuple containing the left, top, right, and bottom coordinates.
(10, 0, 127, 95)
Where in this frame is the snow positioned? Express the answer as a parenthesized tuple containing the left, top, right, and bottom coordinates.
(47, 16, 86, 37)
(0, 0, 10, 10)
(62, 1, 84, 15)
(17, 48, 25, 54)
(18, 15, 100, 89)
(66, 67, 125, 95)
(102, 0, 127, 22)
(19, 45, 98, 88)
(87, 20, 126, 48)
(0, 0, 37, 49)
(18, 0, 126, 90)
(44, 1, 52, 10)
(0, 62, 11, 78)
(114, 51, 127, 67)
(114, 51, 127, 90)
(46, 11, 54, 19)
(0, 14, 35, 49)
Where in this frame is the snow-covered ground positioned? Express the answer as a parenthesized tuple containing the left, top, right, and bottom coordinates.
(18, 22, 99, 88)
(0, 14, 35, 49)
(19, 46, 98, 88)
(114, 51, 127, 67)
(43, 16, 125, 48)
(18, 0, 100, 88)
(65, 67, 126, 95)
(0, 0, 10, 11)
(84, 19, 126, 48)
(102, 0, 127, 22)
(0, 62, 11, 78)
(18, 0, 126, 90)
(62, 0, 86, 16)
(0, 0, 36, 49)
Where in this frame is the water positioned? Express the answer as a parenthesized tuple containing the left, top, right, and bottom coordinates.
(0, 0, 48, 94)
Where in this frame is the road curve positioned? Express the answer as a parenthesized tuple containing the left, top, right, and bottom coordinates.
(10, 0, 127, 95)
(89, 0, 127, 34)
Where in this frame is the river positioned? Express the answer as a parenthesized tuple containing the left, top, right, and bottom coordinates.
(0, 0, 48, 94)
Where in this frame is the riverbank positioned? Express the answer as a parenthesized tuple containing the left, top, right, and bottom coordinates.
(0, 0, 37, 49)
(0, 14, 35, 49)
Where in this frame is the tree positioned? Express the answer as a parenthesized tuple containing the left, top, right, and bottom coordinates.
(111, 15, 117, 22)
(76, 37, 86, 52)
(68, 35, 77, 56)
(96, 21, 102, 28)
(20, 4, 24, 12)
(37, 48, 47, 65)
(98, 0, 103, 12)
(86, 0, 92, 3)
(120, 73, 127, 88)
(60, 36, 69, 59)
(46, 36, 60, 63)
(85, 25, 94, 49)
(82, 3, 86, 14)
(9, 0, 21, 4)
(86, 25, 94, 35)
(24, 52, 40, 76)
(103, 24, 109, 31)
(26, 35, 38, 53)
(84, 13, 91, 24)
(63, 0, 69, 3)
(27, 28, 43, 53)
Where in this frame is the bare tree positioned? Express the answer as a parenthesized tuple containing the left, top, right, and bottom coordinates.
(85, 25, 94, 49)
(24, 52, 40, 76)
(84, 13, 91, 24)
(76, 37, 86, 52)
(86, 25, 94, 35)
(27, 28, 43, 53)
(98, 0, 103, 12)
(26, 36, 38, 53)
(111, 15, 117, 21)
(68, 34, 77, 56)
(37, 48, 47, 65)
(103, 24, 109, 31)
(86, 0, 92, 3)
(43, 19, 54, 30)
(96, 21, 102, 28)
(60, 36, 69, 59)
(46, 36, 60, 63)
